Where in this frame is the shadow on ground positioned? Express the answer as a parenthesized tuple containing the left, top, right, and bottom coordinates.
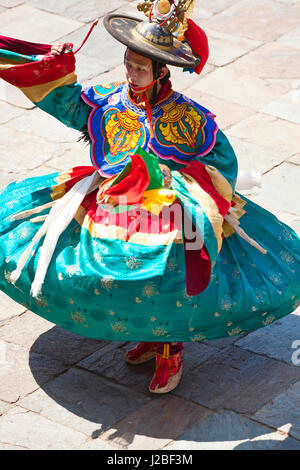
(27, 326, 299, 450)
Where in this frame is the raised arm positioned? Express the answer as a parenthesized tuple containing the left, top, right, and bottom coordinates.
(0, 39, 91, 131)
(33, 42, 91, 131)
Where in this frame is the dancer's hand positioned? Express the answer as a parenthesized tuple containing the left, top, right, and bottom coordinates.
(49, 42, 73, 56)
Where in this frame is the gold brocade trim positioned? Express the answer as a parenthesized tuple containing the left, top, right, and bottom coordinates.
(223, 194, 246, 238)
(180, 172, 224, 252)
(0, 58, 25, 68)
(129, 230, 179, 246)
(19, 72, 77, 103)
(50, 170, 73, 201)
(205, 165, 233, 203)
(75, 206, 182, 246)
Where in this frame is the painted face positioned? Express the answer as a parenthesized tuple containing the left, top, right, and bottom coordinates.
(124, 49, 154, 93)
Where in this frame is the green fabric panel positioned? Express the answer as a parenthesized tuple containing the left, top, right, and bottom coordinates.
(34, 82, 91, 131)
(132, 146, 164, 190)
(0, 48, 38, 63)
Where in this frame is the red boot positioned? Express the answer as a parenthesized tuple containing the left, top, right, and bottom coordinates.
(149, 344, 182, 394)
(124, 342, 156, 365)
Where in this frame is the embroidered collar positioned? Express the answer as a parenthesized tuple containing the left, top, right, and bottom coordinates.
(121, 83, 180, 117)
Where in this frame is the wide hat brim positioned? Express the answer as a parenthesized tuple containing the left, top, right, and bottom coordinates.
(103, 14, 201, 68)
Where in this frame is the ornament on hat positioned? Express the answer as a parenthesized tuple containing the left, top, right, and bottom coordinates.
(137, 0, 195, 39)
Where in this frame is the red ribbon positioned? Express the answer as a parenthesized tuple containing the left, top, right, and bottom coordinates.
(184, 19, 209, 75)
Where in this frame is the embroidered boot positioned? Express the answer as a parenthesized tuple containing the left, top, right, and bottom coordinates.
(149, 344, 182, 394)
(124, 342, 156, 365)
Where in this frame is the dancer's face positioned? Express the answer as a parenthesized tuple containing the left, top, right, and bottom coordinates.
(124, 49, 154, 92)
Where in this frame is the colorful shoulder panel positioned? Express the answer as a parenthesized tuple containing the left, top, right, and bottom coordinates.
(82, 83, 218, 177)
(149, 95, 218, 163)
(82, 82, 148, 176)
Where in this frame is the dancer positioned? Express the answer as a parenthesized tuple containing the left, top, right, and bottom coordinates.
(0, 0, 299, 394)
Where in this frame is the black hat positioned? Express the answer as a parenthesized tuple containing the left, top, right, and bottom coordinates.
(103, 1, 200, 68)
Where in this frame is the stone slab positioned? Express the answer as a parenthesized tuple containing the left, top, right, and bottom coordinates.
(180, 342, 221, 372)
(168, 63, 215, 94)
(0, 0, 23, 6)
(227, 114, 300, 156)
(236, 313, 300, 365)
(8, 165, 59, 183)
(190, 68, 288, 110)
(73, 52, 110, 82)
(0, 291, 26, 324)
(230, 42, 300, 79)
(278, 26, 300, 49)
(179, 89, 253, 130)
(193, 0, 241, 16)
(0, 83, 35, 109)
(275, 437, 300, 450)
(0, 400, 11, 416)
(0, 443, 29, 450)
(288, 153, 300, 165)
(82, 64, 126, 89)
(19, 367, 150, 437)
(0, 101, 26, 125)
(0, 406, 87, 450)
(0, 311, 107, 365)
(261, 89, 300, 125)
(0, 126, 61, 171)
(44, 143, 91, 170)
(7, 108, 80, 144)
(204, 0, 300, 42)
(60, 21, 126, 68)
(226, 136, 286, 175)
(100, 395, 212, 450)
(78, 341, 155, 386)
(174, 346, 300, 414)
(0, 340, 66, 403)
(0, 173, 16, 190)
(252, 381, 300, 441)
(0, 4, 83, 43)
(206, 29, 261, 67)
(165, 410, 286, 450)
(77, 438, 119, 450)
(246, 162, 300, 216)
(27, 0, 127, 23)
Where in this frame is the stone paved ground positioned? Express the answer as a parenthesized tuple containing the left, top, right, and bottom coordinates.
(0, 0, 300, 451)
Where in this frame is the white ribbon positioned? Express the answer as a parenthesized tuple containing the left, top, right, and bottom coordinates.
(10, 171, 101, 298)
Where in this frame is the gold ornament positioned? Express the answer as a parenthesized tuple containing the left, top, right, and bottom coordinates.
(158, 0, 171, 14)
(137, 0, 196, 34)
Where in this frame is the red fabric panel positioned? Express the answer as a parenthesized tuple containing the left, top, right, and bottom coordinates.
(184, 19, 209, 75)
(0, 35, 50, 55)
(184, 241, 211, 296)
(105, 155, 150, 205)
(0, 52, 75, 87)
(179, 160, 231, 217)
(63, 166, 96, 192)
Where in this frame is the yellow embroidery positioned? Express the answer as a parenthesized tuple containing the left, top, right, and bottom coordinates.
(111, 321, 127, 332)
(105, 108, 143, 158)
(35, 296, 48, 308)
(71, 312, 87, 324)
(158, 102, 203, 149)
(190, 333, 206, 342)
(152, 326, 169, 337)
(228, 327, 243, 336)
(101, 276, 115, 291)
(142, 282, 157, 298)
(125, 256, 142, 270)
(262, 315, 276, 326)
